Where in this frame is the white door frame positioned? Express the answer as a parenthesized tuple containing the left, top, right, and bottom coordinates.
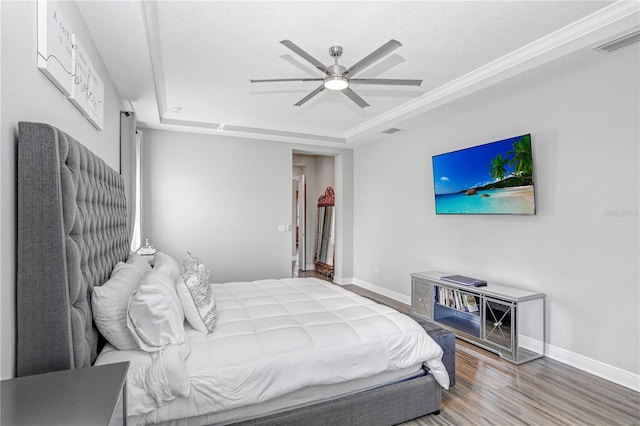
(293, 175, 306, 272)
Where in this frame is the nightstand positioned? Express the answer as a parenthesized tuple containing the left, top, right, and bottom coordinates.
(137, 239, 156, 265)
(139, 253, 155, 265)
(1, 361, 129, 426)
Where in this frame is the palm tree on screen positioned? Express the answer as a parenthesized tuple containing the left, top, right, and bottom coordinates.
(507, 135, 533, 177)
(488, 154, 508, 181)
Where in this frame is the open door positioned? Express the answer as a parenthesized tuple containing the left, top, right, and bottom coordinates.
(292, 175, 306, 275)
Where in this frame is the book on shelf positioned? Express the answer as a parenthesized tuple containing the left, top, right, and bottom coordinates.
(447, 290, 455, 308)
(460, 292, 470, 312)
(435, 286, 480, 314)
(464, 293, 479, 313)
(455, 291, 464, 311)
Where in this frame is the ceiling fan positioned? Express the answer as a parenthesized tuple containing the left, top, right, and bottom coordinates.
(250, 39, 422, 108)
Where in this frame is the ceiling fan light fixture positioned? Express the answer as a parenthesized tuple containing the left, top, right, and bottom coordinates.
(324, 75, 349, 91)
(252, 39, 417, 108)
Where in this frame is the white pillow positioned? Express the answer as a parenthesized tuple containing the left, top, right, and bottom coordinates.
(94, 343, 190, 416)
(127, 269, 185, 352)
(176, 262, 217, 334)
(126, 253, 153, 277)
(153, 252, 182, 285)
(110, 261, 131, 278)
(92, 263, 143, 350)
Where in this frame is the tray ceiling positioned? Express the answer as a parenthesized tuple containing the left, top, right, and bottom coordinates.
(77, 1, 639, 146)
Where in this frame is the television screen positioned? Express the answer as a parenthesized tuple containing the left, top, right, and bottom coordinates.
(432, 134, 536, 215)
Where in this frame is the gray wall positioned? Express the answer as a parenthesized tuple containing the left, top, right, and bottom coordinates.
(353, 46, 639, 376)
(3, 0, 633, 389)
(141, 130, 352, 283)
(0, 1, 122, 379)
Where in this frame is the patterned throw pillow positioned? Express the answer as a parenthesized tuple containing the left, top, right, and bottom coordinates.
(176, 253, 217, 334)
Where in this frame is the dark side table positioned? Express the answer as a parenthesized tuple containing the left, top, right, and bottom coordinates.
(1, 361, 129, 426)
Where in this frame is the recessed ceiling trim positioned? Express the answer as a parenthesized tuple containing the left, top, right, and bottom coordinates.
(143, 4, 347, 147)
(142, 1, 167, 119)
(138, 1, 638, 147)
(345, 1, 640, 144)
(160, 117, 348, 146)
(595, 28, 640, 53)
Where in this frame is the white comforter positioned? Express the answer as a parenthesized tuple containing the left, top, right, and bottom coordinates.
(97, 278, 449, 424)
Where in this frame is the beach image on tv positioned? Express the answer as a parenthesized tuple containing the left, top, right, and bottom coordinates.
(432, 134, 535, 215)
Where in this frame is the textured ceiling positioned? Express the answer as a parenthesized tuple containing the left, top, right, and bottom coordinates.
(77, 1, 639, 146)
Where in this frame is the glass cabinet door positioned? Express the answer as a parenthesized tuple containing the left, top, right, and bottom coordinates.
(412, 280, 432, 318)
(483, 298, 515, 350)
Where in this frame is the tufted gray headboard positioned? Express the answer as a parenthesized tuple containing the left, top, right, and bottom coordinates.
(17, 122, 130, 377)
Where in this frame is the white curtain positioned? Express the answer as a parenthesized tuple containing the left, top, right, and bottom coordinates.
(120, 111, 142, 251)
(131, 130, 143, 251)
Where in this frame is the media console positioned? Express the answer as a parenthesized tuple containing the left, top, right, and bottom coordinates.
(411, 271, 545, 364)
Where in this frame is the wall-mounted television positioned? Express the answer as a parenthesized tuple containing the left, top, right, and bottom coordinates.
(432, 134, 536, 215)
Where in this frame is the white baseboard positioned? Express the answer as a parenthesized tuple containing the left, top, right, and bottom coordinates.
(335, 276, 353, 286)
(343, 278, 639, 392)
(524, 336, 640, 392)
(347, 278, 411, 306)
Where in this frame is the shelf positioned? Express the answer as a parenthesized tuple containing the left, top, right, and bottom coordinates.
(411, 271, 545, 365)
(434, 302, 480, 316)
(434, 304, 480, 338)
(413, 271, 545, 303)
(434, 286, 481, 315)
(436, 314, 481, 338)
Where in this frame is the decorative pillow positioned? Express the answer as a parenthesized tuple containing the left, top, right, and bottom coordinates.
(153, 251, 182, 285)
(126, 252, 153, 277)
(181, 251, 199, 273)
(127, 269, 185, 352)
(176, 254, 216, 334)
(92, 263, 144, 350)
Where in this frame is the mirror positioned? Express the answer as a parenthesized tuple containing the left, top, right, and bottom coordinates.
(315, 187, 335, 279)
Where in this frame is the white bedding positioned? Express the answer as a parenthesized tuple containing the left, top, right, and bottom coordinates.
(96, 278, 449, 425)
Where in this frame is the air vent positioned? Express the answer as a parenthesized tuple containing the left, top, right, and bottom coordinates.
(595, 29, 640, 53)
(381, 128, 401, 134)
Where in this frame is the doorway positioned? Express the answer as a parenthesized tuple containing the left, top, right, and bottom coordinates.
(292, 153, 335, 278)
(292, 175, 306, 277)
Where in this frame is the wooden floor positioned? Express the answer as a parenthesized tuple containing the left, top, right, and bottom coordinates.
(406, 338, 640, 426)
(316, 279, 640, 426)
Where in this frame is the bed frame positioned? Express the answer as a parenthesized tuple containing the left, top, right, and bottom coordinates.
(17, 122, 129, 376)
(16, 122, 449, 425)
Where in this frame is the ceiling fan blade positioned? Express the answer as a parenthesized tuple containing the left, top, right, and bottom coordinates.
(342, 88, 370, 108)
(250, 78, 324, 83)
(294, 84, 326, 106)
(280, 40, 332, 76)
(350, 78, 422, 86)
(345, 40, 402, 77)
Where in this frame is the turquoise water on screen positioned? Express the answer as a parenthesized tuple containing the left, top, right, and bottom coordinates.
(435, 187, 535, 215)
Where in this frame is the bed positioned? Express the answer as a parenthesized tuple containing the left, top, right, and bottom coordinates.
(16, 122, 452, 425)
